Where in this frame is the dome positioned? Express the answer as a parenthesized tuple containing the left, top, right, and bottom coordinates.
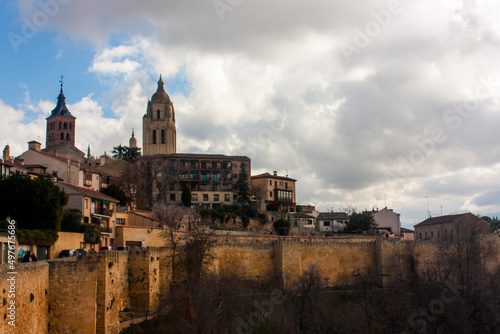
(151, 75, 170, 103)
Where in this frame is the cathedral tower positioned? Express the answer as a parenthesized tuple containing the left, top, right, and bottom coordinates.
(46, 77, 76, 149)
(142, 75, 176, 155)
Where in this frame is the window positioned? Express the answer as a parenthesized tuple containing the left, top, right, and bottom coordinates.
(233, 195, 237, 201)
(270, 191, 273, 197)
(152, 130, 157, 144)
(117, 218, 126, 225)
(66, 133, 69, 140)
(64, 122, 67, 129)
(60, 133, 64, 140)
(450, 230, 454, 241)
(192, 194, 198, 201)
(285, 182, 288, 189)
(419, 233, 422, 240)
(170, 194, 176, 201)
(157, 110, 160, 119)
(214, 194, 219, 201)
(305, 219, 313, 225)
(201, 174, 207, 180)
(203, 194, 209, 201)
(242, 163, 247, 168)
(233, 163, 237, 168)
(431, 231, 434, 238)
(270, 180, 272, 186)
(323, 221, 331, 226)
(161, 129, 165, 144)
(275, 181, 277, 187)
(59, 121, 62, 129)
(69, 123, 72, 130)
(224, 194, 230, 201)
(211, 173, 217, 181)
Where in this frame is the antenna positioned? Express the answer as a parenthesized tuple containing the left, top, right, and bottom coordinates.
(286, 169, 288, 177)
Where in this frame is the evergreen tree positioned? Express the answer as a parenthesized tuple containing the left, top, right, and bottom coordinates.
(0, 172, 68, 231)
(236, 166, 251, 205)
(100, 184, 129, 206)
(181, 184, 192, 207)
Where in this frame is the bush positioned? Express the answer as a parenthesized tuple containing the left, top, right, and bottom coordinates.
(274, 219, 290, 236)
(17, 229, 59, 246)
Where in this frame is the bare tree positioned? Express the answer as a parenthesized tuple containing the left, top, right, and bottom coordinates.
(154, 203, 188, 290)
(184, 216, 216, 284)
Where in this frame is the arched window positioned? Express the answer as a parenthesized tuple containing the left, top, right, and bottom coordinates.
(63, 123, 67, 129)
(157, 110, 160, 119)
(152, 130, 157, 144)
(69, 123, 72, 130)
(60, 133, 64, 140)
(59, 122, 62, 129)
(161, 129, 165, 144)
(66, 133, 69, 140)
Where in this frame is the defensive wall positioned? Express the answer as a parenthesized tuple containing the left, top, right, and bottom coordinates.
(1, 236, 499, 334)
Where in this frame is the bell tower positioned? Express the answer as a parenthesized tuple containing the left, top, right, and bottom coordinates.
(142, 75, 176, 155)
(46, 75, 76, 149)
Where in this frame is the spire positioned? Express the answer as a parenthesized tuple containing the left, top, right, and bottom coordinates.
(50, 75, 75, 118)
(129, 128, 137, 148)
(87, 144, 91, 158)
(157, 74, 165, 92)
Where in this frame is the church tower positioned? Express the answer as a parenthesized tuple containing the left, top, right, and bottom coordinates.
(46, 76, 76, 149)
(142, 75, 176, 155)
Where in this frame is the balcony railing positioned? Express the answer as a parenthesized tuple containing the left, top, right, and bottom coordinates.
(92, 208, 113, 216)
(101, 227, 114, 234)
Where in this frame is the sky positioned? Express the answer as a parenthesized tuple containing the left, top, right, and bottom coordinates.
(1, 0, 500, 228)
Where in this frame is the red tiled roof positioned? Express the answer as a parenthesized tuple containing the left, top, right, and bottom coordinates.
(413, 213, 469, 227)
(58, 181, 119, 203)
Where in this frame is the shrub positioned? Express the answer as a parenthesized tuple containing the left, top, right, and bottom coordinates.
(274, 219, 290, 236)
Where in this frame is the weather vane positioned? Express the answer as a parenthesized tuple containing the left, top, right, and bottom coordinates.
(59, 74, 64, 91)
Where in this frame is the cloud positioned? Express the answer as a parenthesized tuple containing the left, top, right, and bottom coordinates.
(7, 0, 500, 225)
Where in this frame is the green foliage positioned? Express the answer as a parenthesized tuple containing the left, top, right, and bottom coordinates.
(296, 205, 303, 213)
(61, 209, 83, 232)
(349, 211, 375, 232)
(181, 184, 192, 207)
(112, 144, 141, 163)
(274, 219, 291, 235)
(16, 229, 59, 245)
(83, 224, 101, 244)
(100, 184, 129, 206)
(482, 216, 500, 232)
(0, 173, 68, 231)
(236, 166, 251, 205)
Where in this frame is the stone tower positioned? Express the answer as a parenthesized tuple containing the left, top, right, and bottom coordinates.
(129, 129, 137, 148)
(46, 78, 76, 149)
(142, 75, 176, 155)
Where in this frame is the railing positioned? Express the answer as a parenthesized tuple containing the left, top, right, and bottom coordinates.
(101, 227, 114, 234)
(93, 208, 113, 216)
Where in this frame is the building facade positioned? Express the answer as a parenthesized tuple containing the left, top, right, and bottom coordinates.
(413, 213, 490, 241)
(142, 76, 176, 156)
(367, 207, 401, 235)
(135, 153, 251, 209)
(316, 212, 349, 232)
(251, 171, 296, 212)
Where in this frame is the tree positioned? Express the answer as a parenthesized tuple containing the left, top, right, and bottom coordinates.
(61, 209, 83, 232)
(100, 184, 129, 206)
(349, 211, 375, 233)
(154, 203, 188, 290)
(236, 166, 251, 205)
(274, 218, 291, 235)
(0, 172, 68, 231)
(181, 184, 192, 207)
(184, 218, 216, 284)
(111, 144, 126, 159)
(123, 146, 141, 163)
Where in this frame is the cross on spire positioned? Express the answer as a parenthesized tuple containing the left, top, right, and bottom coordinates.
(59, 75, 64, 92)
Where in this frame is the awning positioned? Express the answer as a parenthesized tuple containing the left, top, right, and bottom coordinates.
(102, 201, 110, 204)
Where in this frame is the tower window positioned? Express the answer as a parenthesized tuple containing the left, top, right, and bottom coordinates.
(66, 133, 69, 140)
(60, 133, 64, 140)
(69, 123, 72, 130)
(63, 123, 67, 129)
(161, 129, 165, 144)
(59, 122, 62, 129)
(152, 130, 157, 144)
(157, 110, 160, 119)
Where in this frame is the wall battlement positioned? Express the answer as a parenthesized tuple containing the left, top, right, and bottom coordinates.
(1, 237, 499, 334)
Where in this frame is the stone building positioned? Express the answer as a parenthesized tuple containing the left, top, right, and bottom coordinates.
(251, 171, 296, 212)
(142, 75, 176, 156)
(413, 212, 490, 241)
(43, 79, 85, 160)
(135, 153, 250, 209)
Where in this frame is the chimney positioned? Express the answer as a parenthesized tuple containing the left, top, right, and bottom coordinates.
(3, 145, 10, 161)
(28, 141, 41, 152)
(20, 159, 24, 166)
(273, 171, 277, 176)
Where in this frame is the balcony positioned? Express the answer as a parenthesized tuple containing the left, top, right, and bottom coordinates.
(92, 208, 113, 217)
(101, 227, 114, 234)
